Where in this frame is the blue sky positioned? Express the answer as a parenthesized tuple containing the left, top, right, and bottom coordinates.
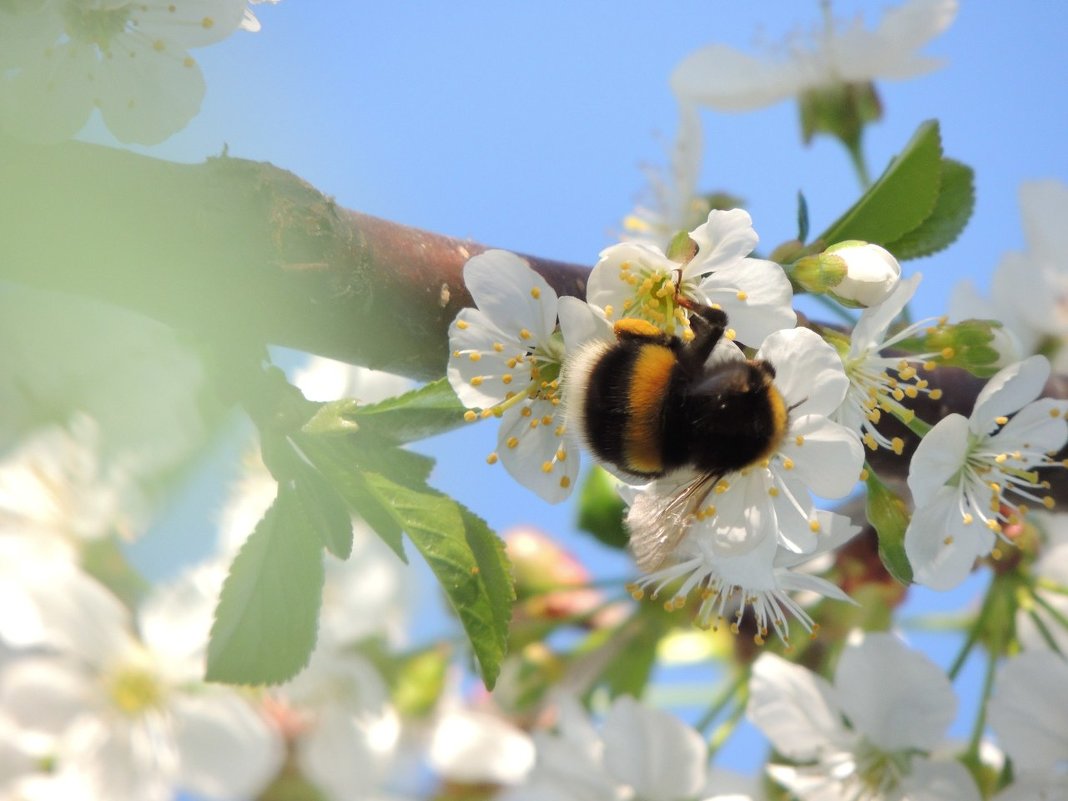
(113, 0, 1068, 784)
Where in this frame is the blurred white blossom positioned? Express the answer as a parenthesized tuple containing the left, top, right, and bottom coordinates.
(748, 631, 979, 801)
(988, 650, 1068, 801)
(1016, 513, 1068, 654)
(671, 0, 957, 111)
(0, 0, 252, 144)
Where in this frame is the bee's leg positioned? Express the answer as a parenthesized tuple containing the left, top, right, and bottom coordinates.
(679, 300, 728, 368)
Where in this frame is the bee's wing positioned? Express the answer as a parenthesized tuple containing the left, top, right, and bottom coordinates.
(627, 472, 718, 573)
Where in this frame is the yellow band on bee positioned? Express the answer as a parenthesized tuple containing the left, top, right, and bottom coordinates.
(614, 318, 662, 340)
(624, 344, 675, 473)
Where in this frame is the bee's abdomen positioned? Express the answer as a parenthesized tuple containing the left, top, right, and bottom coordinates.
(583, 341, 676, 477)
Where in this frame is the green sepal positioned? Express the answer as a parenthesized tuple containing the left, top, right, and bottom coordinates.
(865, 469, 913, 585)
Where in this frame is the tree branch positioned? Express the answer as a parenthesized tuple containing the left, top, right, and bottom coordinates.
(0, 137, 587, 380)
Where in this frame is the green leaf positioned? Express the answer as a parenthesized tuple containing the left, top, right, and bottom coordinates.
(865, 470, 913, 585)
(576, 467, 629, 549)
(818, 120, 943, 248)
(295, 429, 439, 561)
(207, 486, 325, 684)
(360, 472, 513, 689)
(345, 378, 470, 445)
(600, 617, 665, 698)
(884, 158, 975, 260)
(261, 432, 354, 559)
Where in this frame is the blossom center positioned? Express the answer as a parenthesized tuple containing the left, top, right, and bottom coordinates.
(615, 261, 690, 335)
(107, 664, 165, 716)
(62, 0, 131, 49)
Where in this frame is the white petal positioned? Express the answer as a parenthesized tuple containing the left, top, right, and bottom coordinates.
(907, 413, 970, 506)
(905, 487, 993, 590)
(95, 36, 206, 145)
(171, 690, 284, 800)
(296, 706, 398, 801)
(447, 307, 515, 408)
(58, 715, 177, 801)
(830, 0, 956, 82)
(971, 356, 1051, 436)
(779, 415, 864, 499)
(558, 296, 612, 354)
(670, 44, 808, 111)
(601, 696, 706, 801)
(134, 0, 248, 47)
(695, 258, 796, 345)
(834, 632, 956, 752)
(0, 42, 96, 144)
(758, 328, 849, 416)
(496, 402, 578, 504)
(988, 650, 1068, 772)
(851, 274, 922, 353)
(1019, 180, 1068, 264)
(429, 709, 535, 786)
(747, 653, 849, 761)
(992, 398, 1068, 457)
(463, 251, 558, 344)
(0, 657, 92, 737)
(769, 474, 817, 555)
(686, 209, 759, 275)
(898, 758, 981, 801)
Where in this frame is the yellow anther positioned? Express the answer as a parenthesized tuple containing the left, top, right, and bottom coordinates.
(470, 376, 483, 387)
(1052, 407, 1064, 418)
(944, 535, 954, 545)
(736, 291, 748, 301)
(891, 437, 905, 456)
(502, 374, 512, 384)
(782, 457, 795, 470)
(555, 425, 566, 436)
(521, 407, 532, 417)
(604, 304, 614, 318)
(456, 319, 469, 330)
(941, 347, 955, 359)
(809, 519, 821, 533)
(468, 351, 481, 362)
(929, 389, 943, 400)
(555, 448, 566, 461)
(987, 520, 1002, 533)
(892, 388, 905, 402)
(519, 328, 532, 340)
(541, 461, 554, 473)
(859, 468, 869, 481)
(1044, 496, 1056, 509)
(995, 416, 1009, 425)
(452, 350, 461, 358)
(795, 435, 805, 446)
(530, 286, 541, 299)
(464, 410, 477, 422)
(725, 328, 737, 340)
(962, 513, 973, 525)
(559, 475, 571, 489)
(995, 453, 1008, 464)
(486, 453, 499, 465)
(923, 361, 937, 371)
(768, 487, 779, 497)
(506, 436, 519, 449)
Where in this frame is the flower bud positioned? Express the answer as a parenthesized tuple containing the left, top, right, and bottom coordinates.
(825, 241, 902, 308)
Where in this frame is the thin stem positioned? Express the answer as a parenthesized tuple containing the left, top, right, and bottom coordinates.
(1032, 592, 1068, 637)
(1026, 608, 1065, 656)
(695, 669, 749, 734)
(845, 137, 873, 189)
(966, 638, 999, 760)
(948, 583, 997, 680)
(708, 684, 749, 759)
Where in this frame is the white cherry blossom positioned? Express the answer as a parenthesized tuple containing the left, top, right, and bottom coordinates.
(748, 631, 979, 801)
(590, 209, 796, 346)
(905, 355, 1068, 590)
(671, 0, 957, 111)
(448, 250, 609, 503)
(0, 564, 283, 801)
(0, 0, 250, 145)
(499, 694, 714, 801)
(624, 327, 863, 642)
(834, 274, 945, 453)
(987, 650, 1068, 801)
(824, 241, 902, 308)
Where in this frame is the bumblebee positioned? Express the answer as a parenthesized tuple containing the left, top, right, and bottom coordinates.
(563, 303, 790, 570)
